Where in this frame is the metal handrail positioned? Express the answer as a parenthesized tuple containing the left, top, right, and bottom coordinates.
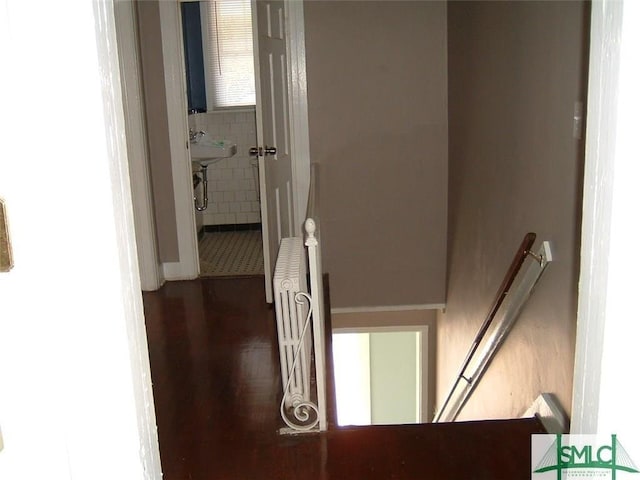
(434, 232, 541, 423)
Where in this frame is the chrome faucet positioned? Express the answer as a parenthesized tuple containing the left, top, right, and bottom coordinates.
(189, 128, 205, 142)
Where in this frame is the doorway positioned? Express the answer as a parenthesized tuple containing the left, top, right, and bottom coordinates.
(332, 326, 430, 426)
(183, 1, 264, 277)
(116, 0, 309, 293)
(189, 108, 264, 277)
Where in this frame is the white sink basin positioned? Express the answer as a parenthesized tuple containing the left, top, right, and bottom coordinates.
(190, 133, 237, 166)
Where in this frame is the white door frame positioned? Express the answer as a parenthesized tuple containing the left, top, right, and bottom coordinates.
(114, 1, 163, 291)
(571, 0, 640, 437)
(157, 1, 201, 282)
(117, 0, 200, 288)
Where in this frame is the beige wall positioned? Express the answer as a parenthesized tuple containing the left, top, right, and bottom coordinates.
(136, 0, 180, 262)
(304, 1, 448, 309)
(437, 1, 590, 421)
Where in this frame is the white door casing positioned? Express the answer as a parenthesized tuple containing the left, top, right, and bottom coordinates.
(253, 0, 297, 303)
(571, 0, 640, 444)
(114, 0, 199, 287)
(114, 1, 163, 291)
(158, 1, 200, 281)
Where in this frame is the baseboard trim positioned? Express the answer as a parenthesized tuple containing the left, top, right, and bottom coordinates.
(331, 304, 445, 315)
(522, 393, 569, 434)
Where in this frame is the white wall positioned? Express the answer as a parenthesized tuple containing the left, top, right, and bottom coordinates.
(0, 1, 161, 478)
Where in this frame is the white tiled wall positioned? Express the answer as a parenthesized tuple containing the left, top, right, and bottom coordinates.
(189, 110, 261, 226)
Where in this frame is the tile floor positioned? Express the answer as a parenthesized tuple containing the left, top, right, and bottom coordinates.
(198, 230, 264, 277)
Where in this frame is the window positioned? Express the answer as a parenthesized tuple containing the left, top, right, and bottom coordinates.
(182, 0, 256, 111)
(202, 0, 256, 109)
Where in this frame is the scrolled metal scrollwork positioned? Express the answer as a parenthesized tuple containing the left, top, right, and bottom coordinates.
(279, 292, 320, 432)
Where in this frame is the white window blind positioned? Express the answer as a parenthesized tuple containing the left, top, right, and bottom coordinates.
(201, 0, 256, 109)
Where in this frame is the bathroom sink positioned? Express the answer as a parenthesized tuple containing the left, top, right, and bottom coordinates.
(190, 133, 237, 166)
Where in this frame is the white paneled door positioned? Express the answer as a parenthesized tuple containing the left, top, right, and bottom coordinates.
(253, 0, 296, 303)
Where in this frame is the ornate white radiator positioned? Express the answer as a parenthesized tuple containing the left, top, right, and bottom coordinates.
(273, 237, 312, 410)
(274, 164, 327, 433)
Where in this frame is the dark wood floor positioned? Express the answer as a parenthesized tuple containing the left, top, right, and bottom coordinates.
(143, 276, 546, 480)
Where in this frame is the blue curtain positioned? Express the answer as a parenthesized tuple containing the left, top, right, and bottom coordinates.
(181, 2, 207, 113)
